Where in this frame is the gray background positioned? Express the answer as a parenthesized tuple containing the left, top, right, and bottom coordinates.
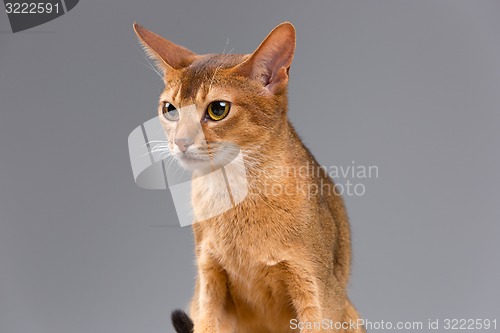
(1, 1, 499, 332)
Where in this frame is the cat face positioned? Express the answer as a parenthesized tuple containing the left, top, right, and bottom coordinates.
(134, 23, 295, 171)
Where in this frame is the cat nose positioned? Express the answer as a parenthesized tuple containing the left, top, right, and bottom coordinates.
(174, 137, 194, 152)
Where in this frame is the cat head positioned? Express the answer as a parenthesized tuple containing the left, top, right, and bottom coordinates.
(134, 22, 295, 171)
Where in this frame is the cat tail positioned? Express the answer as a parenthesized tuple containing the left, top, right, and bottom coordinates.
(171, 309, 194, 333)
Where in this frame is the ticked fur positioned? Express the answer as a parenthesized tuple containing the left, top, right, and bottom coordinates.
(134, 22, 364, 333)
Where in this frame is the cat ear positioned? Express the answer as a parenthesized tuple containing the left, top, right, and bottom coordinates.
(133, 23, 196, 74)
(234, 22, 296, 94)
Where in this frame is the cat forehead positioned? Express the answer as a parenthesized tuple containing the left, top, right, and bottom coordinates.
(164, 53, 249, 101)
(190, 53, 249, 71)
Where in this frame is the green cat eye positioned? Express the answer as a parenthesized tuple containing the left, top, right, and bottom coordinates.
(162, 102, 179, 121)
(207, 101, 230, 121)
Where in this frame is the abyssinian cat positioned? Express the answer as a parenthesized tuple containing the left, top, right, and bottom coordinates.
(133, 22, 365, 333)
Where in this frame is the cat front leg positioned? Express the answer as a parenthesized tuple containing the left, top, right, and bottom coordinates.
(193, 251, 233, 333)
(281, 261, 330, 333)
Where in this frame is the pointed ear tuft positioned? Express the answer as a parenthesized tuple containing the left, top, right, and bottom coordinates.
(234, 22, 296, 94)
(133, 23, 196, 74)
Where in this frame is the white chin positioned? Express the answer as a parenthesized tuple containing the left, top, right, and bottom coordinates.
(175, 155, 215, 170)
(172, 147, 239, 171)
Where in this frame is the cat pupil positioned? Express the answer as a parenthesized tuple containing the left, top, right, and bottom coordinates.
(212, 102, 225, 116)
(167, 103, 176, 114)
(163, 102, 179, 120)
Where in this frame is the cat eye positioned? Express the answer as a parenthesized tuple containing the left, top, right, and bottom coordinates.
(162, 102, 179, 121)
(206, 101, 231, 121)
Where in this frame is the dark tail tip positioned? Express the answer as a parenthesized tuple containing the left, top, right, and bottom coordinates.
(171, 309, 194, 333)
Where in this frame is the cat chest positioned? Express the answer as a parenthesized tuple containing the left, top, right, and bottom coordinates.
(204, 220, 285, 267)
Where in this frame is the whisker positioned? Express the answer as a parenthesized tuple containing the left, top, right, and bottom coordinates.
(144, 140, 169, 145)
(209, 38, 234, 90)
(138, 61, 163, 80)
(209, 47, 234, 90)
(149, 145, 170, 150)
(136, 46, 163, 80)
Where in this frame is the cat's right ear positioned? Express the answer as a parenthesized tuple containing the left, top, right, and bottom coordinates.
(133, 23, 196, 75)
(233, 22, 296, 94)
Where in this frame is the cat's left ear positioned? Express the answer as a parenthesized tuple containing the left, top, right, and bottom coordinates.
(234, 22, 296, 94)
(133, 23, 196, 75)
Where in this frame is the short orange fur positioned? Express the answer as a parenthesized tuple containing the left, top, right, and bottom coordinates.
(134, 22, 365, 333)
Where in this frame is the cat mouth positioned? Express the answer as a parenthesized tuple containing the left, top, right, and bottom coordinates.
(175, 151, 218, 169)
(180, 152, 209, 162)
(174, 144, 240, 170)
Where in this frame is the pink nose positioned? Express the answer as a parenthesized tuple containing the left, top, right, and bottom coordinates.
(174, 138, 194, 152)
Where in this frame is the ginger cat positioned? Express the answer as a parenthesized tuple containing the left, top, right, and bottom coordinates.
(133, 22, 365, 333)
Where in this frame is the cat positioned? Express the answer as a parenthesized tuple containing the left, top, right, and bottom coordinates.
(133, 22, 365, 333)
